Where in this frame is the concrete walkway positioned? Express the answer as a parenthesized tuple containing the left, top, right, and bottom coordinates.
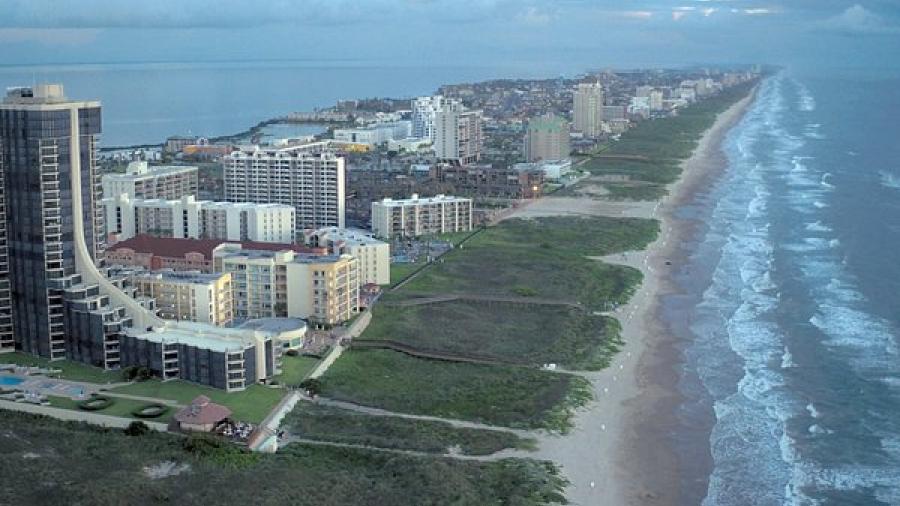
(279, 435, 526, 462)
(0, 400, 168, 432)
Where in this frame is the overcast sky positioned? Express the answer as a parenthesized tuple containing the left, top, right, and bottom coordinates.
(0, 1, 898, 73)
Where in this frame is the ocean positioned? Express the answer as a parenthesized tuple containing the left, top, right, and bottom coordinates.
(0, 61, 557, 147)
(670, 72, 900, 504)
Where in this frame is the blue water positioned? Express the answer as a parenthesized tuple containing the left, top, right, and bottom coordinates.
(0, 61, 556, 147)
(674, 73, 900, 504)
(0, 376, 24, 386)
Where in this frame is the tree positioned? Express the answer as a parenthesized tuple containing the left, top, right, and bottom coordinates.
(124, 421, 150, 437)
(299, 378, 322, 396)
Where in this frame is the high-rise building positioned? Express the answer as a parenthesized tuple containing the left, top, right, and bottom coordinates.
(102, 161, 198, 200)
(434, 100, 483, 164)
(573, 83, 605, 138)
(0, 85, 294, 390)
(104, 194, 295, 244)
(524, 114, 571, 162)
(225, 146, 346, 231)
(411, 95, 446, 141)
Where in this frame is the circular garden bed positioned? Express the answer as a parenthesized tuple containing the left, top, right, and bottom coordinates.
(77, 396, 114, 411)
(132, 403, 169, 419)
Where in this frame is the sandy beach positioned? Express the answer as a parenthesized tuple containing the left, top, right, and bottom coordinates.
(506, 90, 757, 505)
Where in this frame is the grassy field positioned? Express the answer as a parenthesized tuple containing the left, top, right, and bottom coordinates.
(0, 411, 567, 506)
(319, 349, 591, 432)
(274, 355, 320, 387)
(110, 381, 284, 424)
(0, 351, 123, 384)
(284, 402, 534, 456)
(389, 259, 426, 286)
(362, 300, 623, 370)
(46, 395, 173, 422)
(397, 216, 654, 310)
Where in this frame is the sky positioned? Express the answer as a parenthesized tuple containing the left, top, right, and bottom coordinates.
(0, 0, 898, 73)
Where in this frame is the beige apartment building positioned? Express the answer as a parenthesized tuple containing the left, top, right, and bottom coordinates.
(305, 227, 390, 285)
(216, 247, 358, 326)
(524, 113, 571, 162)
(573, 82, 605, 138)
(371, 194, 473, 239)
(130, 270, 234, 326)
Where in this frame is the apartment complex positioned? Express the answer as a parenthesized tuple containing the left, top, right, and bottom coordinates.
(129, 270, 234, 326)
(305, 227, 390, 285)
(225, 146, 346, 230)
(411, 95, 447, 141)
(104, 194, 295, 243)
(0, 85, 305, 390)
(371, 194, 473, 239)
(434, 100, 483, 164)
(105, 235, 325, 273)
(430, 164, 544, 200)
(573, 82, 605, 138)
(216, 248, 359, 326)
(524, 113, 571, 162)
(102, 161, 198, 200)
(333, 120, 412, 146)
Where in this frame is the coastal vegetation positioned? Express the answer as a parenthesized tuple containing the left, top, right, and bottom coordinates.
(579, 80, 757, 199)
(0, 411, 567, 505)
(319, 349, 591, 432)
(283, 402, 535, 455)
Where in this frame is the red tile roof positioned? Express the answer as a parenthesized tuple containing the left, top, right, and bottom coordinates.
(174, 395, 232, 425)
(108, 235, 325, 259)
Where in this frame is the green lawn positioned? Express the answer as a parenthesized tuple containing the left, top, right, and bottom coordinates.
(284, 402, 535, 456)
(110, 381, 284, 424)
(46, 395, 173, 422)
(0, 351, 122, 384)
(319, 349, 591, 432)
(362, 300, 623, 370)
(0, 411, 567, 506)
(274, 355, 320, 386)
(389, 259, 426, 286)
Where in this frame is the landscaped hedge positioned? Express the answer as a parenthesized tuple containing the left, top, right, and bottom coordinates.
(131, 404, 168, 419)
(77, 396, 114, 411)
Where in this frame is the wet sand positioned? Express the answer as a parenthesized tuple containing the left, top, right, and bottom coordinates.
(514, 90, 757, 505)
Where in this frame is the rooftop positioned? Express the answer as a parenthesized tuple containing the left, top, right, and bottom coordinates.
(128, 321, 268, 353)
(108, 235, 324, 260)
(174, 396, 232, 425)
(102, 161, 197, 181)
(376, 194, 471, 207)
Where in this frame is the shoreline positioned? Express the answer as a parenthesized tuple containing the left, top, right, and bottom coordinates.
(530, 88, 757, 505)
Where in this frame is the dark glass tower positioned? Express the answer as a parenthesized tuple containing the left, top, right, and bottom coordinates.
(0, 85, 106, 361)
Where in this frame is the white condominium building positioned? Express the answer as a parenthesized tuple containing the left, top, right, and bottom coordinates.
(371, 194, 473, 239)
(333, 120, 412, 146)
(411, 95, 447, 141)
(305, 227, 390, 286)
(434, 100, 483, 164)
(102, 161, 198, 200)
(225, 146, 345, 231)
(573, 82, 605, 138)
(104, 195, 295, 244)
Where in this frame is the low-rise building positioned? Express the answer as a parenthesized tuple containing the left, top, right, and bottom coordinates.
(371, 194, 473, 239)
(174, 395, 232, 431)
(305, 227, 390, 285)
(104, 195, 296, 244)
(430, 164, 544, 200)
(129, 270, 234, 326)
(513, 159, 573, 182)
(333, 120, 412, 146)
(105, 235, 325, 273)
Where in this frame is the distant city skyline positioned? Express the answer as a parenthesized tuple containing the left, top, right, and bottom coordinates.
(1, 1, 899, 73)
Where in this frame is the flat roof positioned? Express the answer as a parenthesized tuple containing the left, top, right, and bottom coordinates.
(128, 321, 266, 353)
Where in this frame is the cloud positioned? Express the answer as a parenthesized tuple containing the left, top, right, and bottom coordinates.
(0, 28, 100, 45)
(620, 10, 654, 19)
(515, 6, 554, 26)
(815, 4, 899, 34)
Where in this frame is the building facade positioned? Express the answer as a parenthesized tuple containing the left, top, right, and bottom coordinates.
(129, 270, 234, 326)
(434, 100, 483, 164)
(225, 146, 346, 230)
(430, 164, 544, 200)
(524, 114, 571, 162)
(411, 95, 446, 141)
(371, 194, 473, 239)
(104, 194, 295, 244)
(305, 227, 390, 285)
(102, 161, 198, 200)
(333, 120, 412, 146)
(573, 82, 605, 138)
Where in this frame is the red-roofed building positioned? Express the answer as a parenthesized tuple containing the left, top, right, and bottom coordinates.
(105, 235, 326, 273)
(174, 395, 232, 432)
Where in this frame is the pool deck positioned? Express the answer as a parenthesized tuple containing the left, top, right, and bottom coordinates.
(0, 370, 109, 400)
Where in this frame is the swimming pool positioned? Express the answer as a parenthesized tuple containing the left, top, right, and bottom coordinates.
(0, 376, 24, 386)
